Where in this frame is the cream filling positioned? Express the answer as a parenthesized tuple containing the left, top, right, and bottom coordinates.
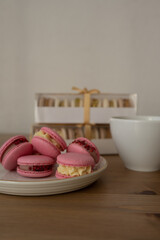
(57, 164, 91, 177)
(34, 130, 62, 151)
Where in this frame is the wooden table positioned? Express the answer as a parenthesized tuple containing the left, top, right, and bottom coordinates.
(0, 136, 160, 239)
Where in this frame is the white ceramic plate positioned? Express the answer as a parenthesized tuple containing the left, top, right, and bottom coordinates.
(0, 157, 107, 196)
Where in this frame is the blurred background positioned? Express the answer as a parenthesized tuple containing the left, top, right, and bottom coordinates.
(0, 0, 160, 134)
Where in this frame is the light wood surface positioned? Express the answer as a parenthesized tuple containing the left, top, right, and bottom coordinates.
(0, 135, 160, 239)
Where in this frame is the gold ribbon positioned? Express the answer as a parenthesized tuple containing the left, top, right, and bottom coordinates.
(72, 86, 100, 95)
(72, 87, 100, 139)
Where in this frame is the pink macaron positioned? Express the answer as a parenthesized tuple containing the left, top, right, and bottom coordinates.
(17, 155, 55, 178)
(67, 137, 100, 164)
(0, 135, 33, 171)
(31, 127, 67, 158)
(56, 152, 95, 179)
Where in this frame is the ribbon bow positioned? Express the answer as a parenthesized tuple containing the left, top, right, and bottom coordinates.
(72, 87, 100, 94)
(72, 86, 100, 139)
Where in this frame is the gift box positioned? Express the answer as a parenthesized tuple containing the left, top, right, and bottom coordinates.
(35, 88, 137, 125)
(32, 87, 137, 154)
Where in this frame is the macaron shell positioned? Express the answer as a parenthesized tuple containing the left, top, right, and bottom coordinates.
(31, 136, 60, 158)
(17, 155, 55, 165)
(57, 152, 95, 167)
(77, 137, 100, 162)
(17, 167, 53, 178)
(0, 135, 29, 162)
(55, 170, 72, 179)
(2, 142, 33, 171)
(68, 137, 100, 164)
(41, 127, 67, 151)
(67, 143, 90, 158)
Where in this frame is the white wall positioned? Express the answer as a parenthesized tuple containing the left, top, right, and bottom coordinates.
(0, 0, 160, 134)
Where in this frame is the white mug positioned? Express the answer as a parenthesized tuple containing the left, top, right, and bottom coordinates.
(110, 116, 160, 172)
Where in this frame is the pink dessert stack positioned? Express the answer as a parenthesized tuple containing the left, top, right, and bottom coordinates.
(0, 127, 100, 179)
